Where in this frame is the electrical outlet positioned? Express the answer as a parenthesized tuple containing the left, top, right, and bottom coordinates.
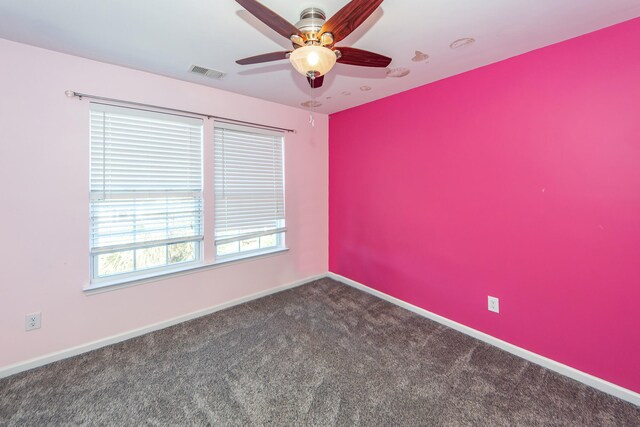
(25, 312, 41, 331)
(488, 296, 499, 313)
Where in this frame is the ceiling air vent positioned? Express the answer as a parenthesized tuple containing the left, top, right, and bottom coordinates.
(189, 65, 226, 80)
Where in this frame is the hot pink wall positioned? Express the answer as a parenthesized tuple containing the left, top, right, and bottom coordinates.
(0, 39, 328, 369)
(329, 18, 640, 393)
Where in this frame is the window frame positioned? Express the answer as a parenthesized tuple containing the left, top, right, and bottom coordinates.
(212, 121, 287, 263)
(88, 103, 205, 286)
(86, 105, 288, 291)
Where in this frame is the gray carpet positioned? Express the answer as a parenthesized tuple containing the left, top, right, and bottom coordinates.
(1, 278, 639, 426)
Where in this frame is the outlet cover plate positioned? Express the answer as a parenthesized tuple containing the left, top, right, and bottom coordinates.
(25, 312, 41, 331)
(488, 296, 499, 313)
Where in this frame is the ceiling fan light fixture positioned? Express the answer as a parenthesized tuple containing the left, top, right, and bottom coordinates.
(289, 45, 337, 77)
(235, 0, 392, 89)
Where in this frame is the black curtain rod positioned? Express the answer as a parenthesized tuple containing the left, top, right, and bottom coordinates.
(65, 90, 296, 134)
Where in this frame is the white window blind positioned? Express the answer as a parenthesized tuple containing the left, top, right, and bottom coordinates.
(214, 122, 285, 257)
(90, 103, 203, 279)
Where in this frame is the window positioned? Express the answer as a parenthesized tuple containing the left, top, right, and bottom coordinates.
(214, 122, 286, 260)
(88, 104, 287, 288)
(90, 104, 203, 281)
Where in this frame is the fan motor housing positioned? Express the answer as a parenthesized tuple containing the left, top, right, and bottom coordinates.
(296, 8, 325, 40)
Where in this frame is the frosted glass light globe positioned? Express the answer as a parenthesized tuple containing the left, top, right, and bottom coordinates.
(289, 45, 337, 77)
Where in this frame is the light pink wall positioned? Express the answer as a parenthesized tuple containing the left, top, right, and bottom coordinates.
(0, 39, 328, 368)
(329, 17, 640, 393)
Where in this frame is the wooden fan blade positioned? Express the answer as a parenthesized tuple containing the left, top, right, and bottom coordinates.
(336, 47, 391, 67)
(236, 51, 290, 65)
(321, 0, 384, 44)
(236, 0, 302, 40)
(307, 75, 325, 89)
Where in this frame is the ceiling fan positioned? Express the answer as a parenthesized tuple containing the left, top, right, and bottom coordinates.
(235, 0, 392, 89)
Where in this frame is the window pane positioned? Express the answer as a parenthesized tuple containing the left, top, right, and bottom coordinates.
(97, 251, 134, 277)
(216, 241, 239, 256)
(168, 242, 196, 264)
(259, 234, 277, 248)
(136, 245, 167, 270)
(240, 237, 260, 252)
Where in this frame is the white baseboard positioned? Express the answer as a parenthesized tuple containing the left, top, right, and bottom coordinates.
(0, 274, 325, 380)
(5, 271, 639, 407)
(327, 272, 640, 407)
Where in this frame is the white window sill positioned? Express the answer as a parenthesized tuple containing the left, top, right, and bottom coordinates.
(84, 247, 289, 295)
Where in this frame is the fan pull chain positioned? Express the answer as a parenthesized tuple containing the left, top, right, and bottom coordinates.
(308, 77, 315, 127)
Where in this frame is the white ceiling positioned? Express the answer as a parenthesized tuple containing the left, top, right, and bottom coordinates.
(1, 0, 639, 114)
